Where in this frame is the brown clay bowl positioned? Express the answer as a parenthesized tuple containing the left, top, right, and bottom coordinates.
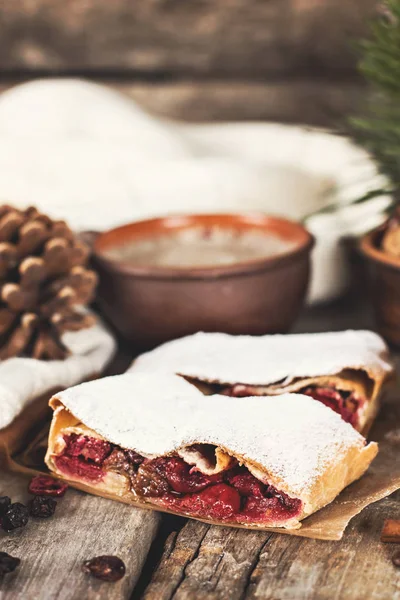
(360, 226, 400, 347)
(92, 213, 314, 350)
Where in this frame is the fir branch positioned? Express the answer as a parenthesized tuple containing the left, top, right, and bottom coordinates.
(350, 1, 400, 200)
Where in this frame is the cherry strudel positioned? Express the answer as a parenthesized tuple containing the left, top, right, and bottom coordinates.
(132, 330, 393, 433)
(45, 373, 378, 530)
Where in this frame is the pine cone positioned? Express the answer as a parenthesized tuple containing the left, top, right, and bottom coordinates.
(0, 205, 98, 361)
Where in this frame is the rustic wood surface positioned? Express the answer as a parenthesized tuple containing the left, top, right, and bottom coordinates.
(1, 299, 400, 599)
(138, 494, 400, 600)
(0, 470, 160, 600)
(0, 0, 376, 76)
(0, 0, 377, 127)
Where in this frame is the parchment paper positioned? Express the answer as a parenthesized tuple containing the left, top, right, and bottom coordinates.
(3, 387, 400, 541)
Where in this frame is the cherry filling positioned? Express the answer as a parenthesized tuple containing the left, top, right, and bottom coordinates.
(221, 383, 364, 428)
(54, 435, 302, 524)
(54, 434, 114, 482)
(301, 386, 363, 427)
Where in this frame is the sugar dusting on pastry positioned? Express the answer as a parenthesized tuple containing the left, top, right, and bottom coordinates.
(131, 330, 392, 385)
(53, 373, 372, 500)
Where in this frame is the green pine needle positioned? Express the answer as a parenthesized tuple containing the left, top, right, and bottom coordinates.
(350, 0, 400, 200)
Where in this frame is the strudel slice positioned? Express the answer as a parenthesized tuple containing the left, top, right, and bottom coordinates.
(132, 330, 393, 433)
(45, 373, 377, 530)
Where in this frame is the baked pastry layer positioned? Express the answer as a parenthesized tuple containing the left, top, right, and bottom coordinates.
(45, 374, 377, 530)
(132, 330, 393, 432)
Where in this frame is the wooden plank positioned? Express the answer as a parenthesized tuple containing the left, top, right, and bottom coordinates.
(139, 520, 271, 600)
(0, 470, 160, 599)
(139, 494, 400, 600)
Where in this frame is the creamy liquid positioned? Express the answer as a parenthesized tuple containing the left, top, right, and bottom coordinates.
(105, 227, 296, 268)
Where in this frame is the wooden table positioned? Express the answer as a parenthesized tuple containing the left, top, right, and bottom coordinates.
(1, 299, 400, 599)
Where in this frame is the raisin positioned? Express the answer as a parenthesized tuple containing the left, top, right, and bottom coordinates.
(1, 503, 29, 532)
(132, 462, 169, 497)
(0, 552, 20, 576)
(28, 476, 68, 497)
(103, 449, 127, 470)
(29, 496, 57, 518)
(82, 555, 126, 582)
(0, 496, 11, 517)
(124, 450, 144, 466)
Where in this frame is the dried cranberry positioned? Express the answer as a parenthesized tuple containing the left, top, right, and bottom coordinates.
(29, 496, 57, 518)
(0, 552, 20, 576)
(0, 496, 11, 517)
(1, 503, 29, 532)
(82, 555, 126, 582)
(181, 483, 241, 520)
(162, 457, 221, 494)
(28, 475, 68, 497)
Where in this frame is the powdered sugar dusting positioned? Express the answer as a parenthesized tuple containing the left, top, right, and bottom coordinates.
(132, 330, 392, 385)
(0, 316, 116, 430)
(54, 373, 368, 498)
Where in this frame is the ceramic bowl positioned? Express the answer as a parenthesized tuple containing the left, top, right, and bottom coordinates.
(360, 225, 400, 346)
(92, 213, 314, 350)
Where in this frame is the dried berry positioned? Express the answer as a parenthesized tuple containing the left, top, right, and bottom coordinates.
(393, 550, 400, 568)
(132, 461, 169, 497)
(1, 503, 29, 532)
(28, 475, 68, 497)
(82, 555, 126, 582)
(29, 496, 57, 518)
(124, 450, 144, 466)
(0, 496, 11, 517)
(0, 552, 20, 576)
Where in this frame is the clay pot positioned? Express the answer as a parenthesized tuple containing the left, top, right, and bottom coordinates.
(360, 226, 400, 346)
(92, 213, 314, 350)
